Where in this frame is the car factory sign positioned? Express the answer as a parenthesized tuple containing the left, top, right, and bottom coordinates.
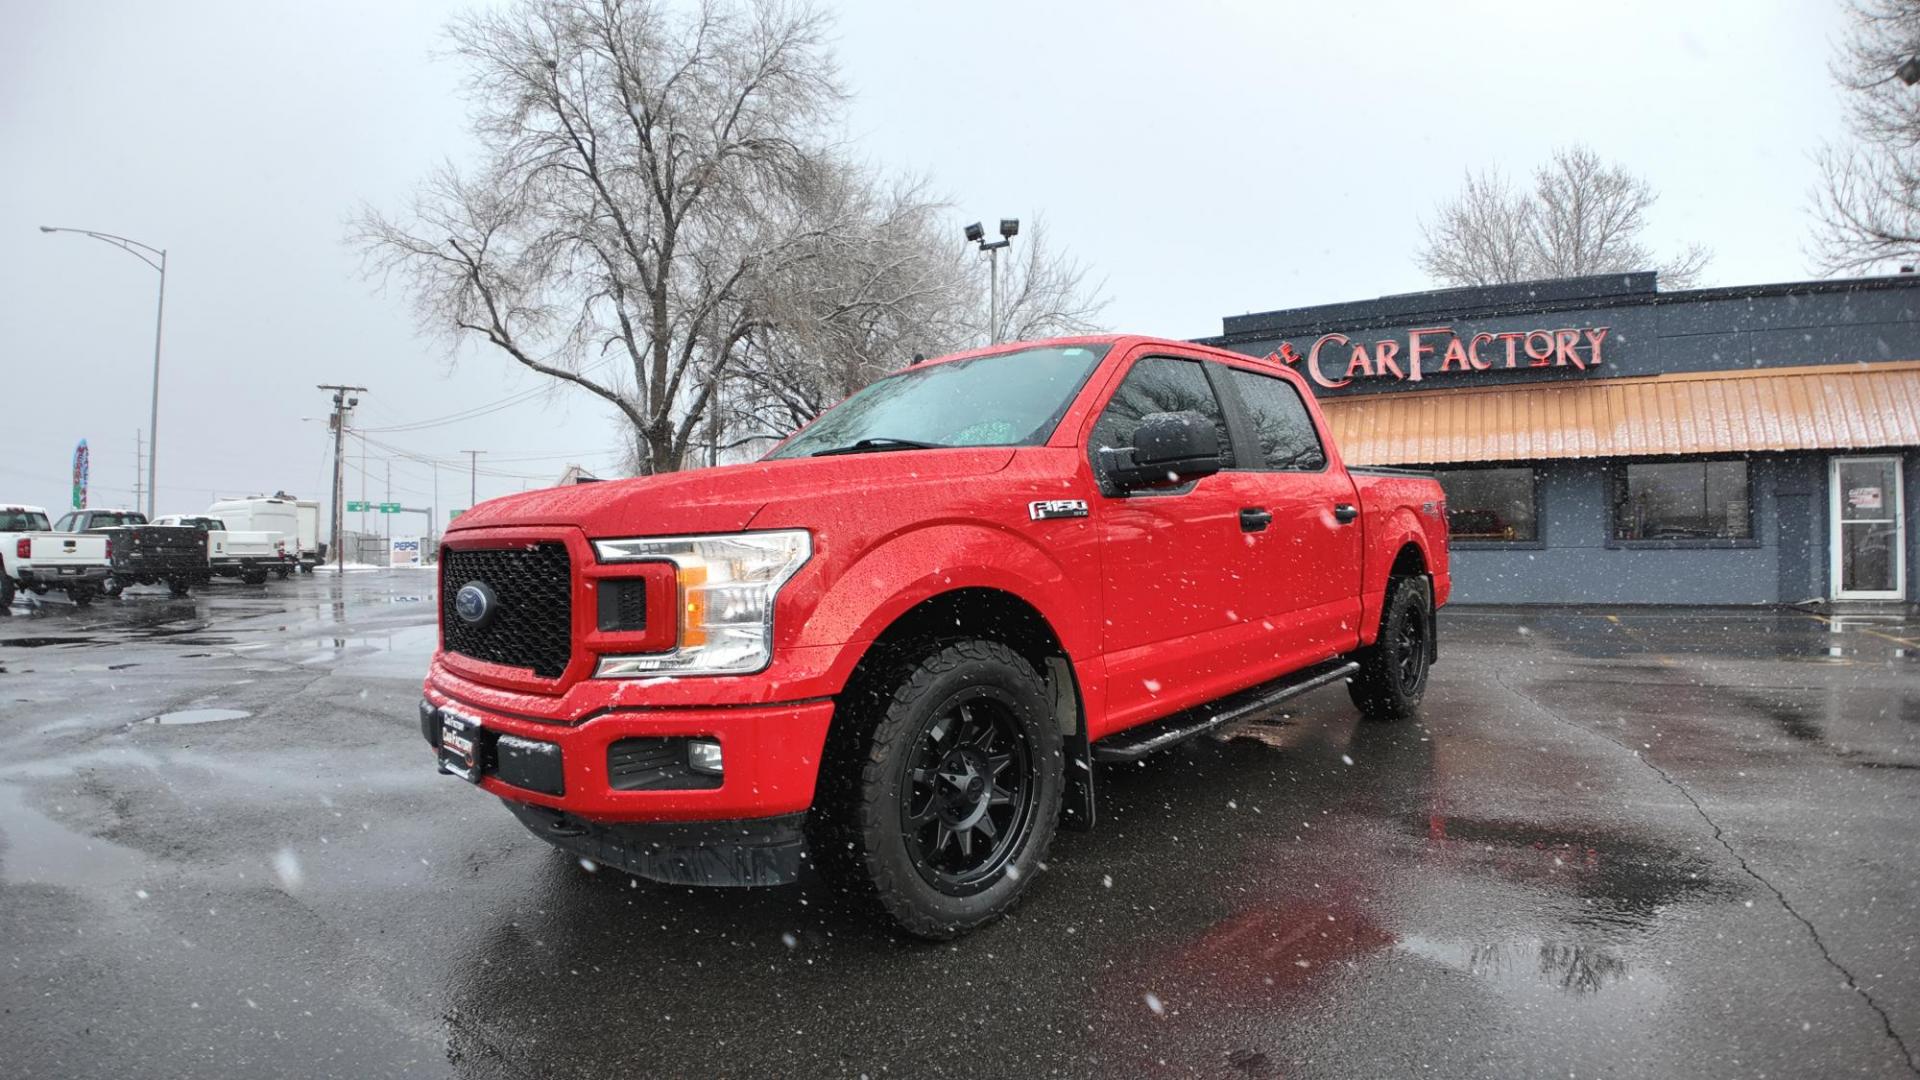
(1265, 325, 1612, 390)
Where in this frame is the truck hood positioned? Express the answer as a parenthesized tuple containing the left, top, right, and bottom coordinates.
(449, 448, 1017, 538)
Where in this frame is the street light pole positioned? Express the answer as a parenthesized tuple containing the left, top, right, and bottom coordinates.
(40, 226, 167, 518)
(964, 218, 1019, 344)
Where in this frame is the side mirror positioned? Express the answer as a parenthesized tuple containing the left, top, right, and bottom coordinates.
(1099, 411, 1225, 492)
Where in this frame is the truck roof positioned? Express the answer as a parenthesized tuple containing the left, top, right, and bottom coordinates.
(902, 334, 1279, 376)
(2, 504, 49, 514)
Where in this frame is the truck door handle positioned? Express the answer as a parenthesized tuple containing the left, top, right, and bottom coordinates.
(1333, 503, 1359, 524)
(1239, 507, 1272, 533)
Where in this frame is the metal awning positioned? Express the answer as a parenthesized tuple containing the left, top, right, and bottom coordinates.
(1318, 361, 1920, 466)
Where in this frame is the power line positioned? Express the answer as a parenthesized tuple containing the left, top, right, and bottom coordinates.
(355, 358, 621, 434)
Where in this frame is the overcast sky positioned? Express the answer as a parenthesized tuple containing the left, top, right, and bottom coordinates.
(2, 0, 1851, 526)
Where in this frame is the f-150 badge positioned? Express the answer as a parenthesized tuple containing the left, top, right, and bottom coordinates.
(1029, 499, 1089, 521)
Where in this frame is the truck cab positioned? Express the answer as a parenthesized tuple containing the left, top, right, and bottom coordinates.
(418, 335, 1449, 937)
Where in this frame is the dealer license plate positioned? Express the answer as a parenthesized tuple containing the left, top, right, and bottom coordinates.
(439, 713, 483, 782)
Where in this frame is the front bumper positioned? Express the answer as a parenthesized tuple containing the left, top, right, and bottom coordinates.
(419, 682, 836, 825)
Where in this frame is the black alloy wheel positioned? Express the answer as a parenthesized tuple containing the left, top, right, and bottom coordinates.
(1393, 606, 1427, 689)
(817, 638, 1064, 939)
(901, 693, 1037, 894)
(1348, 576, 1432, 722)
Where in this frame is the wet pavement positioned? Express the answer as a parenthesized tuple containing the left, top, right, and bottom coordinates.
(2, 574, 1918, 1078)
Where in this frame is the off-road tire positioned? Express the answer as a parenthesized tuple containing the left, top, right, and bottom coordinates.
(815, 639, 1064, 940)
(168, 579, 192, 599)
(69, 588, 94, 607)
(103, 576, 125, 598)
(0, 575, 14, 608)
(1348, 576, 1433, 722)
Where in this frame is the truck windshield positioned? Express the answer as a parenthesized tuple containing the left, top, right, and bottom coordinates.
(765, 344, 1111, 459)
(0, 510, 52, 531)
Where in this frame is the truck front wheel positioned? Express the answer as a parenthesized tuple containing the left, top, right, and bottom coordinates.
(1348, 576, 1433, 722)
(820, 639, 1064, 939)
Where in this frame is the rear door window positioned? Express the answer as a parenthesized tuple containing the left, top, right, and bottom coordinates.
(1226, 368, 1326, 471)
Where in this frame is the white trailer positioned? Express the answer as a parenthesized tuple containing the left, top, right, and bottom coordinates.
(206, 496, 303, 579)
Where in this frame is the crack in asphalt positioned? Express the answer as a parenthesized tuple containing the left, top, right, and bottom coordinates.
(1492, 669, 1920, 1078)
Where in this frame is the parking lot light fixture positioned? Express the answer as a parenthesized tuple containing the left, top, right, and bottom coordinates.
(965, 216, 1018, 344)
(40, 225, 168, 519)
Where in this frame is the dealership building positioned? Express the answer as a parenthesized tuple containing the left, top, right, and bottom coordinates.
(1210, 272, 1920, 605)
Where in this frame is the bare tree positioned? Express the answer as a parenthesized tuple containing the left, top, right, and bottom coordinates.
(357, 0, 1107, 473)
(354, 0, 843, 474)
(1813, 0, 1920, 274)
(1418, 146, 1709, 289)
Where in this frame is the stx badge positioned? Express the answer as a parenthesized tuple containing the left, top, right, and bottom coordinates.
(1028, 499, 1089, 521)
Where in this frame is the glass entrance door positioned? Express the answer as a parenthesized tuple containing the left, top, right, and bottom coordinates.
(1829, 457, 1906, 600)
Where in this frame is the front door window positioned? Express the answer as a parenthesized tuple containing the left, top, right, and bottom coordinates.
(1831, 457, 1906, 599)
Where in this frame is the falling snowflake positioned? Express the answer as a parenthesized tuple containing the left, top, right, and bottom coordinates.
(1144, 991, 1165, 1016)
(273, 848, 303, 892)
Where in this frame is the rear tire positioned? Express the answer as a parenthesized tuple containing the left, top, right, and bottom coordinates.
(1348, 576, 1432, 722)
(275, 566, 291, 580)
(0, 576, 14, 608)
(241, 569, 268, 586)
(168, 579, 192, 599)
(103, 576, 125, 598)
(816, 640, 1064, 939)
(69, 588, 94, 607)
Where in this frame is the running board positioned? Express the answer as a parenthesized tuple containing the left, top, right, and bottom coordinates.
(1091, 659, 1360, 763)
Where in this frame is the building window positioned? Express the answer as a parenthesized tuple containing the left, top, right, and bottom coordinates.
(1436, 467, 1538, 542)
(1611, 460, 1752, 540)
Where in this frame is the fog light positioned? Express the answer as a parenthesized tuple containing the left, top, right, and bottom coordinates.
(687, 739, 724, 776)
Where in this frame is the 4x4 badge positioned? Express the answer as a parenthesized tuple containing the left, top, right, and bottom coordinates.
(1028, 499, 1089, 521)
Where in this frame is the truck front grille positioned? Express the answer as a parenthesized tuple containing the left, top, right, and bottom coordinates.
(440, 543, 572, 679)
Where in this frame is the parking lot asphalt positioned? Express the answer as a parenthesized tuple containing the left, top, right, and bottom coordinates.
(2, 573, 1918, 1078)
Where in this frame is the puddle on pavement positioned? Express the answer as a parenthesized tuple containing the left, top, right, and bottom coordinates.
(0, 783, 146, 889)
(136, 708, 252, 726)
(1397, 936, 1655, 999)
(0, 636, 96, 648)
(1415, 815, 1732, 929)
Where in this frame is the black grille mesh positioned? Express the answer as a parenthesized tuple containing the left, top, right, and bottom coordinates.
(441, 543, 572, 678)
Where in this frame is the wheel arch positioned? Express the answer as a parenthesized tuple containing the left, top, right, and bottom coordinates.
(835, 587, 1098, 830)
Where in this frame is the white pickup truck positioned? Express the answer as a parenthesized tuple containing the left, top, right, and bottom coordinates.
(0, 503, 113, 607)
(153, 514, 285, 585)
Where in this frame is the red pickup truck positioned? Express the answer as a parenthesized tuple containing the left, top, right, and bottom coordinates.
(421, 335, 1449, 937)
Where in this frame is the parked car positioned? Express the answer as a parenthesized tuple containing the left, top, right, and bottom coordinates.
(416, 335, 1451, 937)
(206, 496, 311, 576)
(56, 508, 210, 597)
(1, 503, 113, 607)
(153, 514, 285, 585)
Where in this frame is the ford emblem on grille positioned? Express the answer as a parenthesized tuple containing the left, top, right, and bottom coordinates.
(454, 581, 499, 629)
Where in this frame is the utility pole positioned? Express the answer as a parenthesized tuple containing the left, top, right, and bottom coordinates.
(132, 429, 144, 512)
(461, 450, 484, 510)
(318, 385, 366, 573)
(430, 463, 440, 559)
(384, 460, 392, 546)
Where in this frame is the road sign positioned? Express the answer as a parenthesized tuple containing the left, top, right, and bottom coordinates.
(450, 509, 465, 520)
(346, 500, 369, 512)
(379, 502, 402, 514)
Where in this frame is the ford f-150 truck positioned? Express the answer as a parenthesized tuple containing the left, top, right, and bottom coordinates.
(1, 503, 113, 607)
(419, 335, 1450, 937)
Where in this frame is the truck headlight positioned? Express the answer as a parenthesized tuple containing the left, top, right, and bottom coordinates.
(591, 530, 811, 677)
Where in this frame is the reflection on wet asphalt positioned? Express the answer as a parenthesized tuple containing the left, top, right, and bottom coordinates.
(2, 578, 1918, 1077)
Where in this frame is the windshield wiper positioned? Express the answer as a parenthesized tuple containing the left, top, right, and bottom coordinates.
(809, 437, 947, 457)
